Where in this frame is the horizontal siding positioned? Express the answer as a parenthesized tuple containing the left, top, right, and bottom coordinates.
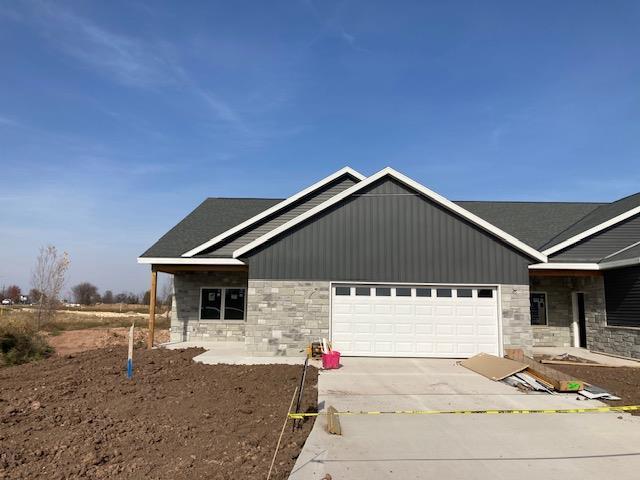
(551, 214, 640, 262)
(200, 175, 358, 257)
(605, 265, 640, 327)
(244, 177, 532, 284)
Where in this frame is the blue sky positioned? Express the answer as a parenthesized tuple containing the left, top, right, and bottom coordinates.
(1, 1, 639, 294)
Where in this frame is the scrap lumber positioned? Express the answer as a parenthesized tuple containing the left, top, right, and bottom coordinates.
(460, 353, 528, 381)
(504, 351, 584, 392)
(540, 360, 608, 367)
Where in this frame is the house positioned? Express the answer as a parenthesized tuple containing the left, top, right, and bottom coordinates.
(138, 167, 640, 359)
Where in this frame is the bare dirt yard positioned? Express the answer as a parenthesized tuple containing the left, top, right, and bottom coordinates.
(0, 348, 318, 479)
(46, 328, 170, 356)
(553, 364, 640, 415)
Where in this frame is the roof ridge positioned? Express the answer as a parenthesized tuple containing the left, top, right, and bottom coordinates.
(454, 200, 606, 205)
(206, 197, 284, 201)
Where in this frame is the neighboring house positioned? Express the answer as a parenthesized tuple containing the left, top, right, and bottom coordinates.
(139, 167, 640, 359)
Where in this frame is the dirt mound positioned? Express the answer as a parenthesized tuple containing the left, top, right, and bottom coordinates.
(0, 348, 317, 479)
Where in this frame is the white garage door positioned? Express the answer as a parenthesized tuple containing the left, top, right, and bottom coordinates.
(331, 284, 499, 358)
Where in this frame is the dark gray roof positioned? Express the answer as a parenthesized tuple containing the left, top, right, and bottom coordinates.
(140, 198, 281, 258)
(600, 242, 640, 263)
(540, 192, 640, 250)
(141, 189, 638, 261)
(455, 201, 604, 249)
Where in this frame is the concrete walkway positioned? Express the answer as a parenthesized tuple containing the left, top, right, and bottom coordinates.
(533, 346, 640, 367)
(161, 341, 307, 365)
(290, 357, 640, 480)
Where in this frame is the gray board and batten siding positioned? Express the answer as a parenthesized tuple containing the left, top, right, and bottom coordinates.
(196, 173, 360, 257)
(548, 213, 640, 263)
(604, 265, 640, 328)
(241, 176, 537, 284)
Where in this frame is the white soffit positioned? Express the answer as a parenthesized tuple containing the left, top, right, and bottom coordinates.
(137, 257, 245, 265)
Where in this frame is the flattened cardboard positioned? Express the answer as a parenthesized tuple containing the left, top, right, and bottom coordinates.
(460, 352, 528, 381)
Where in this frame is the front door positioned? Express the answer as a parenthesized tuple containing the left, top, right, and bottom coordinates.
(577, 293, 587, 348)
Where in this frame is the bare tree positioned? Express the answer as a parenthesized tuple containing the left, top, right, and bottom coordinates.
(102, 290, 114, 304)
(71, 282, 100, 305)
(31, 245, 70, 329)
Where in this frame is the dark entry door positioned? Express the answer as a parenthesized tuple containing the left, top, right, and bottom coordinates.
(577, 293, 587, 348)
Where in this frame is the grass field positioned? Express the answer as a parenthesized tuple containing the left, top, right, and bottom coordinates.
(0, 306, 170, 332)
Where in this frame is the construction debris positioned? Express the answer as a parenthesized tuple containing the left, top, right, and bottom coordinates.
(505, 350, 584, 392)
(462, 350, 621, 399)
(459, 352, 527, 381)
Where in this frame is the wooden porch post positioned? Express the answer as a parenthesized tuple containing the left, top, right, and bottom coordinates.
(148, 267, 158, 349)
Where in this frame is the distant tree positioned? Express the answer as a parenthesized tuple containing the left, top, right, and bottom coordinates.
(160, 280, 173, 307)
(142, 290, 150, 305)
(114, 293, 127, 303)
(102, 290, 114, 304)
(31, 245, 70, 328)
(114, 292, 139, 304)
(71, 282, 100, 305)
(6, 285, 21, 303)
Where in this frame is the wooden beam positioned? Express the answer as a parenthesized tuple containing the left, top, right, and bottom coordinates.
(152, 264, 248, 274)
(147, 269, 157, 349)
(529, 269, 602, 277)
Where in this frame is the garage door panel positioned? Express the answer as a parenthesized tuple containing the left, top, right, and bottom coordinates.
(415, 324, 434, 334)
(332, 285, 499, 358)
(415, 305, 433, 315)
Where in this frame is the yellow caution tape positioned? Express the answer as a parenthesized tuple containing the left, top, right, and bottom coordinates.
(288, 405, 640, 419)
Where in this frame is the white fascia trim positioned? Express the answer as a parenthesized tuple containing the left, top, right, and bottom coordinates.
(181, 166, 365, 257)
(542, 205, 640, 256)
(602, 239, 640, 260)
(599, 257, 640, 270)
(137, 257, 246, 265)
(529, 263, 600, 271)
(233, 167, 548, 262)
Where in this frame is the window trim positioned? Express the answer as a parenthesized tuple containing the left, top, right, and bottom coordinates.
(530, 291, 549, 326)
(199, 286, 247, 321)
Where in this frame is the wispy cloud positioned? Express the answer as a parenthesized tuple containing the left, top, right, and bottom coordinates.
(0, 115, 21, 128)
(303, 0, 367, 51)
(21, 2, 254, 137)
(33, 3, 176, 87)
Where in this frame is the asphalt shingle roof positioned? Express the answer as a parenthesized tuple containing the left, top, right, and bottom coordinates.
(454, 201, 604, 249)
(140, 192, 639, 261)
(140, 198, 282, 258)
(540, 192, 640, 250)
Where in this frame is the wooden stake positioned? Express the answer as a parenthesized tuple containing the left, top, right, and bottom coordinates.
(326, 406, 342, 435)
(147, 268, 157, 350)
(267, 387, 298, 480)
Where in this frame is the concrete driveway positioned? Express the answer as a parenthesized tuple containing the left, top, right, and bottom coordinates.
(289, 357, 640, 480)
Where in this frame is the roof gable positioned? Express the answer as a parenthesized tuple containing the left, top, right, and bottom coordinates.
(182, 167, 364, 257)
(139, 198, 280, 258)
(542, 191, 640, 255)
(233, 167, 548, 262)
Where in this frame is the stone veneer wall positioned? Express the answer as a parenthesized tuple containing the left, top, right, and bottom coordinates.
(528, 275, 609, 350)
(170, 271, 248, 343)
(582, 275, 640, 359)
(529, 276, 575, 347)
(245, 280, 330, 355)
(500, 284, 534, 354)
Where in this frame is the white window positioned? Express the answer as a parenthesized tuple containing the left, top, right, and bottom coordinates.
(200, 287, 246, 320)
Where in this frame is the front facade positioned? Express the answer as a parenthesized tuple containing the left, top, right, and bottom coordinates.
(139, 167, 640, 359)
